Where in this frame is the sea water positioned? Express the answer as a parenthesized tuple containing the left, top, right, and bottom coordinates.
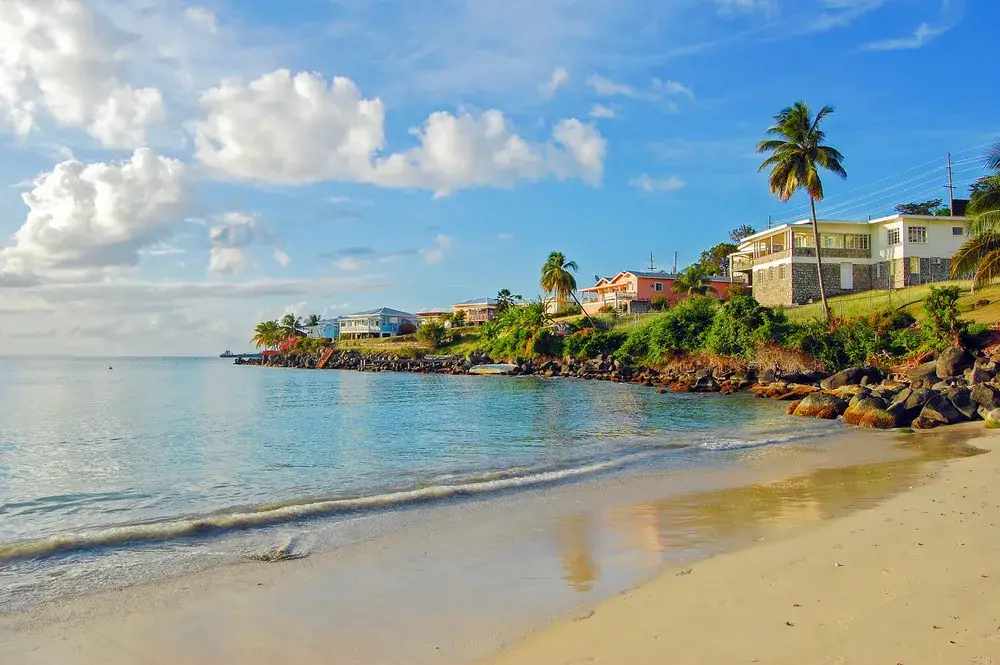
(0, 356, 839, 610)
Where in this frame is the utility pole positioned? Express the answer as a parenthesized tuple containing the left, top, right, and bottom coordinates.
(649, 252, 655, 271)
(673, 251, 678, 274)
(946, 152, 955, 216)
(767, 214, 772, 230)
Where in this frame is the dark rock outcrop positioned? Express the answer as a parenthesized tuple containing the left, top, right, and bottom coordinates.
(936, 346, 972, 379)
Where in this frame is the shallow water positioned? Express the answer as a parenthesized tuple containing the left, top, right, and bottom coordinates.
(0, 356, 839, 608)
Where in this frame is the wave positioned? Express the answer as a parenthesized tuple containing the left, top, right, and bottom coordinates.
(0, 458, 624, 563)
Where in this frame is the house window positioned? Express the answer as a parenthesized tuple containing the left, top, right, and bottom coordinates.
(887, 228, 901, 245)
(910, 257, 921, 275)
(821, 233, 842, 249)
(778, 264, 787, 279)
(953, 226, 965, 236)
(654, 282, 663, 292)
(844, 234, 870, 250)
(907, 226, 927, 243)
(793, 234, 814, 248)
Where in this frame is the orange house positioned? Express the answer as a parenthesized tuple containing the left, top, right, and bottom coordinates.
(580, 270, 735, 315)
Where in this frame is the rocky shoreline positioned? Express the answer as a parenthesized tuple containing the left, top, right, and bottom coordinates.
(238, 345, 1000, 432)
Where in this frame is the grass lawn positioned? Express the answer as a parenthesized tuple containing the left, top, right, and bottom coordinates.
(783, 280, 1000, 325)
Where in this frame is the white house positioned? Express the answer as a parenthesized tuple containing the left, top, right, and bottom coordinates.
(338, 308, 417, 339)
(729, 214, 969, 307)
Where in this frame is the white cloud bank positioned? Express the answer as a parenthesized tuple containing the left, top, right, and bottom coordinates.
(0, 0, 165, 147)
(194, 69, 606, 196)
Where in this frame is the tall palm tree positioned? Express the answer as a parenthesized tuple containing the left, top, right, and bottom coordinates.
(951, 142, 1000, 288)
(757, 101, 847, 324)
(540, 251, 595, 325)
(672, 264, 712, 297)
(306, 313, 321, 327)
(280, 313, 305, 339)
(252, 320, 281, 349)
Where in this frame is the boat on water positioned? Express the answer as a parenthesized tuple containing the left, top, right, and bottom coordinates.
(219, 350, 261, 359)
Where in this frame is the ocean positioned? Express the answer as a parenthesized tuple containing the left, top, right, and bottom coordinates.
(0, 356, 840, 611)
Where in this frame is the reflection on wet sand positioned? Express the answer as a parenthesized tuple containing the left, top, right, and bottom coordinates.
(560, 432, 983, 593)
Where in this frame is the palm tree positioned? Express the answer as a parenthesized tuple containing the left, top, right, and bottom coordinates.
(252, 320, 281, 349)
(280, 313, 305, 339)
(540, 251, 596, 326)
(306, 313, 321, 327)
(951, 142, 1000, 288)
(757, 101, 847, 324)
(495, 288, 522, 314)
(672, 264, 712, 297)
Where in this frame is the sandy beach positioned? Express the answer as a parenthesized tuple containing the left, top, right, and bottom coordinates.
(486, 428, 1000, 665)
(1, 427, 995, 665)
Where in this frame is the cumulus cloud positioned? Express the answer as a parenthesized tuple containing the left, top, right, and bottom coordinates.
(184, 6, 219, 34)
(205, 211, 281, 275)
(585, 75, 637, 97)
(589, 104, 617, 119)
(0, 148, 188, 280)
(0, 0, 165, 147)
(193, 69, 606, 195)
(419, 234, 453, 265)
(630, 174, 685, 193)
(539, 66, 569, 98)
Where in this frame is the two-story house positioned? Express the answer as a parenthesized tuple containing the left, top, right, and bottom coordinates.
(303, 319, 341, 340)
(451, 297, 498, 325)
(729, 213, 969, 308)
(580, 270, 734, 316)
(338, 308, 417, 339)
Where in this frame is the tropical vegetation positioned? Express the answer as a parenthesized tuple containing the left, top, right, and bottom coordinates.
(672, 264, 713, 297)
(952, 141, 1000, 287)
(757, 101, 847, 324)
(540, 251, 594, 324)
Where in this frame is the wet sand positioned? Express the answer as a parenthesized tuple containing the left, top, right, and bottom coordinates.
(486, 426, 1000, 665)
(0, 427, 988, 664)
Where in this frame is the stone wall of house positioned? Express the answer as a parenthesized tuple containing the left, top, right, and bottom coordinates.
(790, 261, 864, 305)
(871, 257, 951, 289)
(751, 266, 793, 307)
(792, 248, 872, 260)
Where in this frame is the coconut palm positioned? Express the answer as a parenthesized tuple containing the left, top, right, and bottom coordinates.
(951, 142, 1000, 288)
(280, 313, 305, 338)
(540, 251, 595, 325)
(757, 101, 847, 324)
(495, 288, 522, 314)
(252, 320, 282, 349)
(306, 313, 321, 327)
(672, 264, 712, 297)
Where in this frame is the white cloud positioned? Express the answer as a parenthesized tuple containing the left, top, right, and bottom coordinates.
(630, 174, 686, 193)
(539, 66, 569, 98)
(862, 21, 950, 51)
(335, 256, 369, 271)
(585, 75, 637, 98)
(419, 234, 453, 265)
(206, 211, 268, 275)
(273, 248, 291, 268)
(0, 0, 166, 147)
(184, 6, 218, 34)
(652, 78, 695, 99)
(715, 0, 778, 17)
(194, 69, 606, 195)
(208, 247, 246, 275)
(283, 301, 309, 319)
(589, 104, 616, 119)
(497, 233, 515, 240)
(0, 149, 188, 280)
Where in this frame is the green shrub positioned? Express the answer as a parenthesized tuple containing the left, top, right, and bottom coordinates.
(598, 304, 615, 314)
(530, 329, 564, 357)
(785, 309, 920, 370)
(563, 329, 628, 358)
(614, 297, 718, 365)
(706, 294, 792, 360)
(650, 294, 669, 311)
(415, 321, 446, 349)
(922, 285, 967, 347)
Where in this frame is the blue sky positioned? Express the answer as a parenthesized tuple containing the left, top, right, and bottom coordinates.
(0, 0, 995, 355)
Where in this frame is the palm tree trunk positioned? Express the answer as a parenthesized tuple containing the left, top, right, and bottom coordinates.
(571, 291, 598, 328)
(809, 197, 832, 324)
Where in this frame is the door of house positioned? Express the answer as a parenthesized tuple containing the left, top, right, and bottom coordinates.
(840, 263, 853, 290)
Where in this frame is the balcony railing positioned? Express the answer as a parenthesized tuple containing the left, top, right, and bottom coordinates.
(582, 290, 637, 304)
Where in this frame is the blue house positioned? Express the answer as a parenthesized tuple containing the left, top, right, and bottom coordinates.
(338, 308, 417, 339)
(304, 319, 341, 340)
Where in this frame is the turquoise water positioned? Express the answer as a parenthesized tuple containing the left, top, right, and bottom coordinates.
(0, 357, 836, 608)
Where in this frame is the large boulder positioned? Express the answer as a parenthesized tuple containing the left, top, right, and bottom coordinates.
(886, 387, 932, 426)
(913, 392, 967, 429)
(971, 384, 1000, 411)
(858, 408, 899, 430)
(793, 392, 848, 420)
(941, 386, 978, 420)
(936, 346, 972, 379)
(820, 367, 882, 391)
(773, 384, 820, 401)
(984, 408, 1000, 429)
(966, 366, 994, 385)
(782, 370, 829, 385)
(843, 396, 887, 426)
(906, 362, 939, 389)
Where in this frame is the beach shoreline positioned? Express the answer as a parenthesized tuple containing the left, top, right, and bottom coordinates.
(1, 425, 989, 664)
(484, 426, 1000, 665)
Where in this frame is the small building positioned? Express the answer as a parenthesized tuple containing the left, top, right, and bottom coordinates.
(728, 213, 969, 308)
(339, 308, 417, 339)
(303, 319, 340, 340)
(416, 308, 451, 326)
(580, 270, 734, 316)
(451, 297, 498, 325)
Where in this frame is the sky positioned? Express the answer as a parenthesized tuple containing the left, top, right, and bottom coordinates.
(0, 0, 996, 355)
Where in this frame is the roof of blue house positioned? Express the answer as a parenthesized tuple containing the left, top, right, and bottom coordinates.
(344, 307, 415, 318)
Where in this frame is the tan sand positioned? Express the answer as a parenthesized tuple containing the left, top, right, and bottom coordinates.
(485, 430, 1000, 665)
